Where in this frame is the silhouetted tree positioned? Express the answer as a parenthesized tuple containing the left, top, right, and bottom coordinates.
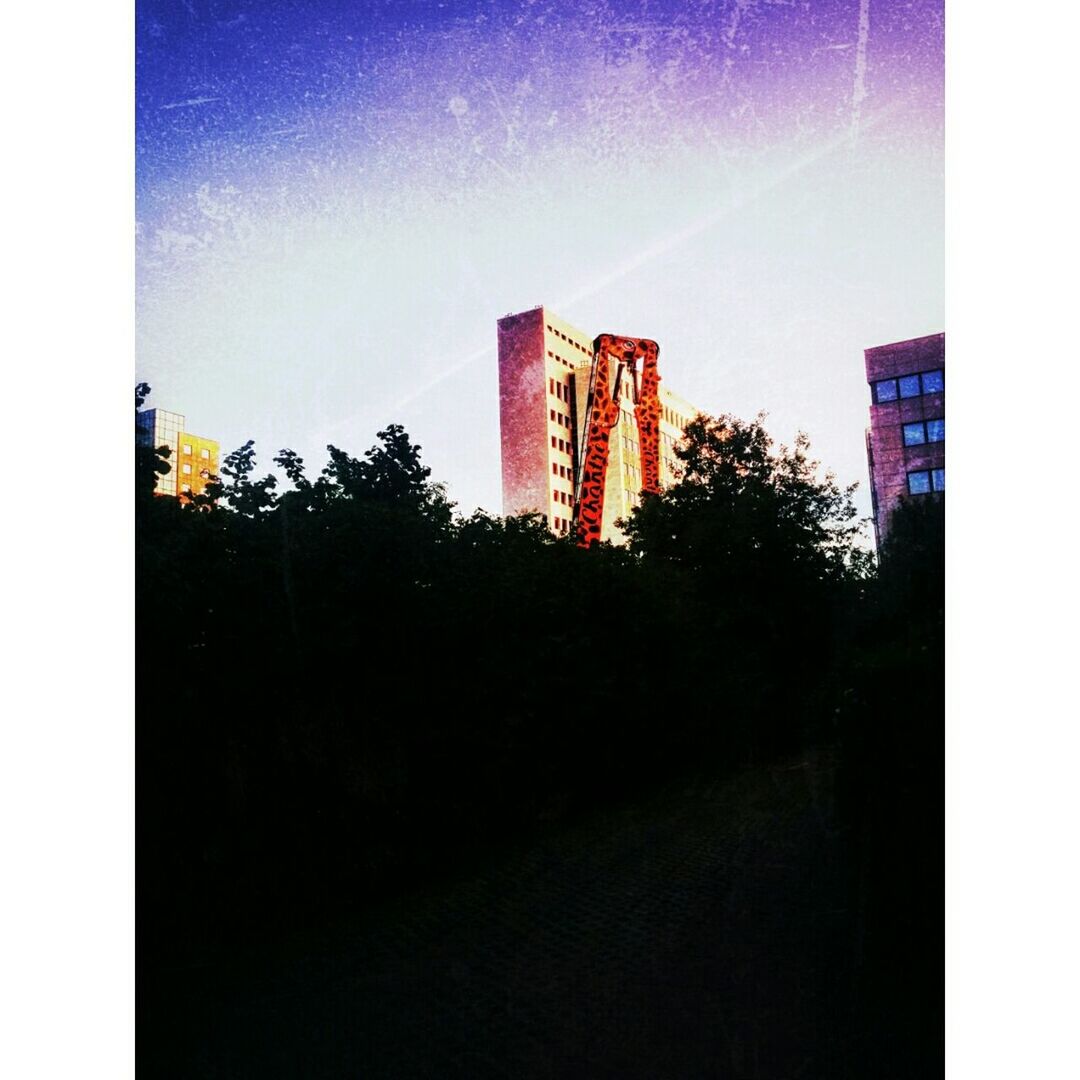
(623, 411, 870, 582)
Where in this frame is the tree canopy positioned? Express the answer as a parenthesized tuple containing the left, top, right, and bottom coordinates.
(136, 386, 939, 978)
(622, 411, 871, 583)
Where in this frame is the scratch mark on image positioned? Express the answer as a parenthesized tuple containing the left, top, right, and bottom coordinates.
(850, 0, 871, 143)
(161, 96, 221, 111)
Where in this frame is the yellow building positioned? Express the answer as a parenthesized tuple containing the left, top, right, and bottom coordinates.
(136, 407, 220, 503)
(497, 305, 699, 543)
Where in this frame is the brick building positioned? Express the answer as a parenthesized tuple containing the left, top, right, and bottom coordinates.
(864, 332, 945, 551)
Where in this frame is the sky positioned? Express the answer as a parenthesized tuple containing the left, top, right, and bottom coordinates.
(135, 0, 944, 523)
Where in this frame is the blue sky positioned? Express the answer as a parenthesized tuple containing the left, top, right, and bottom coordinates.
(136, 0, 944, 521)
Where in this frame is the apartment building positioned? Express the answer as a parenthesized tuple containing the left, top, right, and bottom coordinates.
(136, 407, 220, 503)
(498, 305, 697, 543)
(864, 332, 945, 551)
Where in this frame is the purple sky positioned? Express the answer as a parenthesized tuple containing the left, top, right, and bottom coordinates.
(136, 0, 944, 524)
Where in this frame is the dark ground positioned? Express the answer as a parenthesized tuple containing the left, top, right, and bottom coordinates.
(140, 748, 939, 1079)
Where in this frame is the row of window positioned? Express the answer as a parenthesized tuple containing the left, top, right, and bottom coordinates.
(546, 325, 590, 355)
(548, 376, 572, 403)
(552, 515, 572, 533)
(661, 405, 686, 429)
(547, 349, 576, 368)
(908, 468, 945, 494)
(552, 489, 574, 507)
(550, 435, 574, 457)
(550, 408, 571, 428)
(873, 368, 944, 403)
(180, 444, 212, 459)
(903, 418, 945, 446)
(552, 462, 574, 481)
(180, 464, 212, 478)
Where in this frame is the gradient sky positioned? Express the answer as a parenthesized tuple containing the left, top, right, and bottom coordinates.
(136, 0, 944, 524)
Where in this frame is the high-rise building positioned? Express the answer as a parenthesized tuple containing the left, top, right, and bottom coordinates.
(497, 305, 698, 543)
(136, 407, 220, 503)
(864, 332, 945, 551)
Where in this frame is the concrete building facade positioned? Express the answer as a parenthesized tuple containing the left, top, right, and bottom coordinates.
(864, 332, 945, 550)
(136, 407, 220, 503)
(498, 305, 697, 543)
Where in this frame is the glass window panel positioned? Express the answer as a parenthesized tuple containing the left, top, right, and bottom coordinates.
(903, 422, 927, 446)
(908, 471, 931, 495)
(874, 379, 898, 402)
(921, 369, 945, 394)
(926, 419, 945, 442)
(932, 468, 945, 492)
(899, 374, 922, 398)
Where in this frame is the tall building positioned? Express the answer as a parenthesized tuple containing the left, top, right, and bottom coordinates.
(864, 332, 945, 551)
(498, 305, 697, 543)
(136, 407, 220, 503)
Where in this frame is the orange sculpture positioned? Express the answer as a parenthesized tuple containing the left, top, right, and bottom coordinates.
(573, 334, 661, 548)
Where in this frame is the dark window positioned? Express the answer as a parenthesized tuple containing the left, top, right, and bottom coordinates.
(551, 436, 557, 448)
(874, 379, 898, 403)
(549, 377, 554, 395)
(932, 468, 945, 492)
(552, 463, 558, 475)
(903, 422, 927, 446)
(922, 369, 945, 394)
(550, 409, 556, 422)
(908, 470, 932, 495)
(927, 418, 945, 442)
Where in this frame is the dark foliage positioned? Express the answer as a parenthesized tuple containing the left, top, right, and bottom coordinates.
(137, 389, 942, 1071)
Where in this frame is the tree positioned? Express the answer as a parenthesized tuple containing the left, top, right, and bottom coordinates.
(318, 423, 454, 523)
(623, 411, 871, 584)
(206, 440, 278, 516)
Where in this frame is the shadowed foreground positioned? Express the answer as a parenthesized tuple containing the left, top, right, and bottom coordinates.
(140, 749, 937, 1079)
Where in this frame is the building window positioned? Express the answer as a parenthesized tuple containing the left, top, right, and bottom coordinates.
(549, 377, 555, 395)
(551, 435, 557, 448)
(182, 443, 192, 455)
(182, 463, 192, 474)
(878, 369, 945, 402)
(926, 418, 945, 443)
(550, 409, 556, 422)
(873, 379, 899, 403)
(908, 470, 932, 495)
(903, 422, 927, 446)
(907, 469, 945, 495)
(180, 484, 191, 494)
(922, 369, 945, 394)
(898, 374, 922, 398)
(552, 463, 558, 475)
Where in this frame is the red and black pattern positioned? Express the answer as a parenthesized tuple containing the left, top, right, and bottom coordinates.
(574, 334, 661, 548)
